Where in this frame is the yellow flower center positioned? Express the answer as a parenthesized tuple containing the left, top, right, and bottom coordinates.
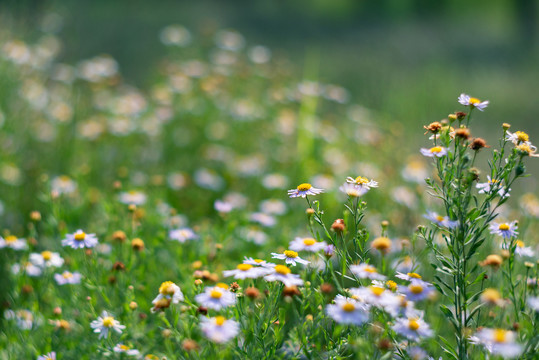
(60, 175, 71, 182)
(494, 329, 507, 343)
(407, 272, 422, 279)
(159, 281, 176, 295)
(119, 345, 130, 350)
(102, 316, 115, 327)
(488, 179, 499, 184)
(274, 265, 291, 275)
(408, 319, 420, 331)
(210, 289, 223, 299)
(369, 286, 385, 297)
(237, 264, 253, 271)
(216, 282, 229, 289)
(303, 238, 316, 246)
(354, 176, 369, 184)
(254, 259, 264, 263)
(62, 271, 73, 279)
(517, 144, 532, 154)
(515, 240, 524, 248)
(430, 146, 443, 153)
(74, 232, 86, 241)
(386, 280, 397, 291)
(363, 265, 376, 273)
(436, 215, 444, 222)
(498, 224, 510, 231)
(5, 235, 17, 243)
(296, 183, 312, 191)
(469, 97, 481, 105)
(515, 131, 529, 143)
(215, 316, 226, 326)
(409, 284, 424, 294)
(41, 251, 52, 261)
(284, 250, 298, 258)
(342, 302, 356, 312)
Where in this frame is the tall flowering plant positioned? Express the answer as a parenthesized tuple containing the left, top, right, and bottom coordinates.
(419, 94, 537, 359)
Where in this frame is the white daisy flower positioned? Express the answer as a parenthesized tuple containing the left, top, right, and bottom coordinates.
(458, 93, 489, 111)
(223, 263, 267, 280)
(37, 352, 56, 360)
(502, 240, 535, 258)
(0, 235, 28, 250)
(476, 176, 510, 198)
(61, 230, 98, 249)
(54, 271, 82, 285)
(339, 182, 368, 198)
(287, 183, 323, 198)
(118, 190, 147, 205)
(271, 250, 310, 266)
(527, 296, 539, 312)
(399, 279, 435, 302)
(90, 311, 125, 339)
(169, 228, 198, 243)
(51, 175, 77, 195)
(200, 316, 239, 344)
(407, 347, 428, 360)
(385, 294, 421, 319)
(393, 256, 415, 273)
(489, 221, 518, 239)
(345, 176, 378, 189)
(249, 212, 277, 227)
(214, 200, 234, 213)
(349, 285, 400, 312)
(471, 328, 522, 358)
(12, 262, 42, 277)
(4, 309, 39, 330)
(29, 251, 64, 268)
(326, 295, 369, 325)
(350, 263, 386, 280)
(392, 317, 433, 342)
(289, 237, 327, 252)
(424, 211, 458, 229)
(264, 265, 304, 287)
(395, 272, 423, 282)
(505, 130, 531, 146)
(243, 257, 274, 267)
(420, 146, 448, 158)
(152, 281, 184, 311)
(195, 285, 237, 310)
(113, 344, 140, 356)
(259, 199, 287, 215)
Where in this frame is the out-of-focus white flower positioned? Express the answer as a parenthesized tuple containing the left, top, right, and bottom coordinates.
(350, 263, 386, 280)
(326, 295, 369, 325)
(424, 211, 458, 229)
(249, 212, 276, 227)
(458, 93, 489, 111)
(152, 281, 184, 312)
(113, 344, 140, 356)
(54, 271, 82, 285)
(289, 237, 327, 252)
(51, 175, 77, 195)
(392, 317, 433, 342)
(195, 285, 237, 310)
(264, 265, 304, 287)
(271, 250, 310, 266)
(62, 230, 98, 249)
(223, 263, 268, 280)
(470, 328, 522, 358)
(200, 316, 239, 343)
(29, 251, 64, 268)
(37, 351, 56, 360)
(119, 191, 147, 205)
(159, 25, 191, 47)
(90, 311, 125, 339)
(169, 228, 198, 243)
(0, 235, 27, 250)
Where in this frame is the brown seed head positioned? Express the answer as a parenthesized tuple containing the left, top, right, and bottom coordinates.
(245, 287, 260, 299)
(331, 218, 345, 233)
(182, 339, 200, 352)
(455, 128, 471, 140)
(423, 121, 443, 134)
(112, 230, 127, 243)
(470, 138, 489, 151)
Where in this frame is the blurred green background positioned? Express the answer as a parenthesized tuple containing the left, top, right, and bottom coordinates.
(3, 0, 538, 139)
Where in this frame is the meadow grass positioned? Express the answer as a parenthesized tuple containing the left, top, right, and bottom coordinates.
(0, 13, 538, 360)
